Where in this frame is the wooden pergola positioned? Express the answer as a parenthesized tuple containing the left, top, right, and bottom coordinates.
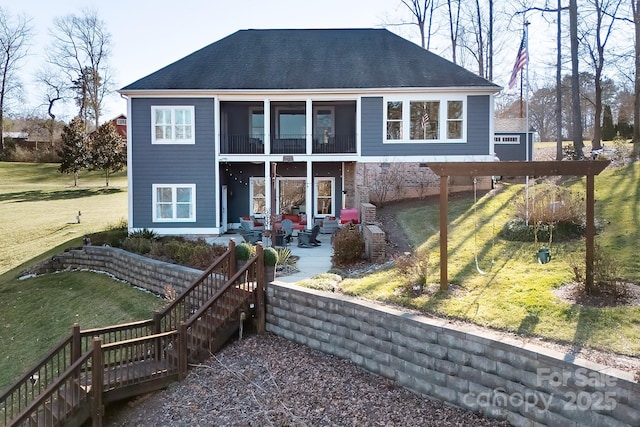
(427, 161, 610, 291)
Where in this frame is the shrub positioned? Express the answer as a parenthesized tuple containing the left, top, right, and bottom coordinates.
(89, 218, 128, 247)
(129, 228, 159, 240)
(121, 236, 152, 254)
(275, 247, 294, 266)
(332, 224, 365, 265)
(567, 244, 626, 297)
(393, 251, 429, 296)
(235, 242, 254, 261)
(263, 246, 279, 266)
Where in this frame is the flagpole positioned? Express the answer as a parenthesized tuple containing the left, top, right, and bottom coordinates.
(525, 21, 530, 162)
(524, 20, 531, 223)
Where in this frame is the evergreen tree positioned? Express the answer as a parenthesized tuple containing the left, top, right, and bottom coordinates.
(58, 116, 90, 186)
(601, 104, 615, 141)
(615, 107, 633, 139)
(90, 121, 126, 186)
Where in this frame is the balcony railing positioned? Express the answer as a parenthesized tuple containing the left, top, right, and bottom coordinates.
(220, 134, 357, 155)
(220, 134, 264, 154)
(312, 134, 356, 154)
(271, 134, 306, 154)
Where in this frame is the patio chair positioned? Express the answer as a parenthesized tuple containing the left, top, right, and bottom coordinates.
(298, 224, 321, 248)
(281, 219, 294, 244)
(239, 221, 262, 244)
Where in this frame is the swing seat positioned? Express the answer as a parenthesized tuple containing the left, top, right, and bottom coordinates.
(536, 248, 551, 264)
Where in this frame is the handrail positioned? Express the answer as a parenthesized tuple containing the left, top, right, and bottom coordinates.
(8, 346, 94, 427)
(0, 241, 251, 426)
(158, 242, 235, 332)
(0, 332, 75, 426)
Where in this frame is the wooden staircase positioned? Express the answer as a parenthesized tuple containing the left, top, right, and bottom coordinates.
(1, 241, 267, 427)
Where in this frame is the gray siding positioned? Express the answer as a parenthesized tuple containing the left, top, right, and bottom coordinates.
(130, 98, 216, 230)
(360, 95, 491, 157)
(494, 132, 534, 161)
(361, 97, 384, 154)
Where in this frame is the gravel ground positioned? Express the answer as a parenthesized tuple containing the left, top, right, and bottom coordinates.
(105, 333, 510, 427)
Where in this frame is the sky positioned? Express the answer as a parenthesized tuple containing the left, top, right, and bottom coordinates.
(11, 0, 548, 122)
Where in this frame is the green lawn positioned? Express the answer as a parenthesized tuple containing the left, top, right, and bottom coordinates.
(0, 162, 164, 391)
(340, 162, 640, 356)
(0, 162, 128, 275)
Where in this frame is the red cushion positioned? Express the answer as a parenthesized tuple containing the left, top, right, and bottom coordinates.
(242, 216, 251, 220)
(254, 222, 263, 227)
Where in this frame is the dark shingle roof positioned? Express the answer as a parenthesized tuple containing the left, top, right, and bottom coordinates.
(121, 28, 499, 91)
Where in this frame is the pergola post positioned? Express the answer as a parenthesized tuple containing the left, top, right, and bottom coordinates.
(585, 174, 595, 292)
(440, 176, 448, 291)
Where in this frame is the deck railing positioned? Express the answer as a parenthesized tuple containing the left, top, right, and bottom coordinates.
(0, 240, 264, 427)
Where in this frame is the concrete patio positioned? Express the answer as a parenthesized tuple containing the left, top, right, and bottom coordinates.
(206, 231, 333, 283)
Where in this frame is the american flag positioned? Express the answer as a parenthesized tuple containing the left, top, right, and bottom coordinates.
(508, 32, 528, 90)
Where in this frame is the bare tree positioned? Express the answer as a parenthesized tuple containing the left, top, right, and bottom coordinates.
(400, 0, 438, 49)
(48, 9, 111, 129)
(0, 7, 32, 152)
(579, 0, 624, 150)
(570, 0, 585, 158)
(37, 68, 66, 143)
(447, 0, 462, 63)
(633, 0, 640, 155)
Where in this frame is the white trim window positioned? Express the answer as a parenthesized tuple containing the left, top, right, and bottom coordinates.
(153, 184, 196, 222)
(314, 177, 335, 217)
(249, 177, 266, 216)
(152, 106, 195, 144)
(385, 96, 466, 143)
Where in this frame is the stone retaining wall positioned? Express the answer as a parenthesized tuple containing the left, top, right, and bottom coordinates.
(53, 246, 201, 296)
(266, 283, 639, 427)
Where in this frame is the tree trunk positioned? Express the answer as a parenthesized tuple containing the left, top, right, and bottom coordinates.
(556, 0, 564, 160)
(634, 0, 640, 156)
(570, 0, 585, 158)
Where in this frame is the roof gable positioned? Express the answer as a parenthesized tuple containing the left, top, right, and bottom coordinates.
(121, 29, 499, 91)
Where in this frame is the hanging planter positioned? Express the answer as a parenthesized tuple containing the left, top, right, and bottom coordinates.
(536, 247, 551, 264)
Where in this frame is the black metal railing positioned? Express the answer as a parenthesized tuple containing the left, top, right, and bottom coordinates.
(270, 134, 306, 154)
(220, 134, 265, 154)
(312, 134, 356, 154)
(220, 133, 357, 155)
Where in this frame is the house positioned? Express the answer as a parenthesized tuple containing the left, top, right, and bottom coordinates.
(493, 117, 535, 161)
(119, 28, 501, 236)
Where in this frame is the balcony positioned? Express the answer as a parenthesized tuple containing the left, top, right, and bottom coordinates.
(220, 134, 357, 155)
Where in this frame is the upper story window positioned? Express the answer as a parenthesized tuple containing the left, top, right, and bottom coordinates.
(116, 118, 127, 126)
(386, 101, 403, 140)
(152, 106, 195, 144)
(385, 96, 465, 143)
(276, 107, 306, 138)
(152, 184, 196, 222)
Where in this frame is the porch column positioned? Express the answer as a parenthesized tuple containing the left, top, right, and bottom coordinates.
(264, 161, 272, 219)
(264, 99, 271, 155)
(305, 160, 313, 230)
(306, 98, 313, 154)
(214, 97, 221, 231)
